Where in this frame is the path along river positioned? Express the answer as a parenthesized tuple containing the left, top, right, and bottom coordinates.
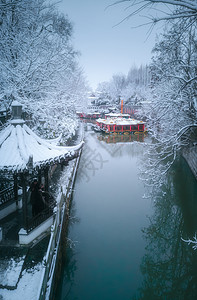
(55, 127, 197, 300)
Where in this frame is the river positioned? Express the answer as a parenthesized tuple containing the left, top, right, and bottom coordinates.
(55, 127, 197, 300)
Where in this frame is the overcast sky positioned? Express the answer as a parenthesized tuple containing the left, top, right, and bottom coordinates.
(57, 0, 159, 90)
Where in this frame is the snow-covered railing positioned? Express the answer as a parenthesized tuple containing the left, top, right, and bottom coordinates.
(37, 149, 82, 300)
(0, 186, 14, 206)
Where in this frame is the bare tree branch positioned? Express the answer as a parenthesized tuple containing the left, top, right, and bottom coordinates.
(111, 0, 197, 25)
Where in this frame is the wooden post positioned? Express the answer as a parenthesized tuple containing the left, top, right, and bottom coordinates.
(13, 174, 18, 206)
(121, 100, 123, 114)
(38, 169, 42, 184)
(20, 173, 28, 230)
(44, 167, 49, 193)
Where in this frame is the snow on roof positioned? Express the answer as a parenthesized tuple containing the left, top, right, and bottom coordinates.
(96, 117, 145, 126)
(11, 101, 22, 107)
(10, 119, 25, 125)
(105, 113, 130, 118)
(0, 104, 7, 112)
(0, 123, 83, 173)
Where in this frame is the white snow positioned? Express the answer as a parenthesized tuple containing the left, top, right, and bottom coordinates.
(0, 256, 25, 287)
(0, 123, 83, 172)
(96, 117, 145, 126)
(0, 263, 43, 300)
(105, 113, 130, 118)
(11, 101, 22, 107)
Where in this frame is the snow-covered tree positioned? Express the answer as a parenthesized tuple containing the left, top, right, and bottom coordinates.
(96, 65, 151, 106)
(96, 81, 112, 105)
(114, 0, 197, 253)
(109, 1, 196, 184)
(0, 0, 88, 140)
(109, 73, 127, 104)
(140, 19, 197, 188)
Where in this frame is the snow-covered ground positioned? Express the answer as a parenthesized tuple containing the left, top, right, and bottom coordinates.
(0, 255, 25, 287)
(0, 263, 43, 300)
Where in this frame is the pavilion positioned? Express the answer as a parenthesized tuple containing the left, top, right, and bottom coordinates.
(0, 101, 83, 244)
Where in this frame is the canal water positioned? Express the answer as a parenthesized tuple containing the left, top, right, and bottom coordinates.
(55, 128, 197, 300)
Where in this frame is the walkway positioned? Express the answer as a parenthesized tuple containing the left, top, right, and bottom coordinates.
(0, 208, 50, 290)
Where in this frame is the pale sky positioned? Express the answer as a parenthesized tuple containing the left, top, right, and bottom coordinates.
(57, 0, 159, 90)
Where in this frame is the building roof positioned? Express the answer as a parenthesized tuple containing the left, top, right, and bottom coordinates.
(105, 113, 130, 118)
(96, 117, 145, 126)
(0, 123, 83, 173)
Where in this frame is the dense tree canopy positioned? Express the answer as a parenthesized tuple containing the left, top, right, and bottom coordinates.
(0, 0, 88, 140)
(141, 18, 197, 187)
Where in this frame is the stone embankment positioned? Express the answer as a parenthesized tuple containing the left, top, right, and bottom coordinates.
(182, 144, 197, 180)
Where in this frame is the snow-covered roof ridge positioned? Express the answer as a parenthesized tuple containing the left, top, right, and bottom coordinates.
(11, 101, 23, 107)
(10, 119, 25, 125)
(0, 125, 12, 147)
(0, 123, 83, 173)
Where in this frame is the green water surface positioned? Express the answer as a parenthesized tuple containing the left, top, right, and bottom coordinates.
(55, 130, 197, 300)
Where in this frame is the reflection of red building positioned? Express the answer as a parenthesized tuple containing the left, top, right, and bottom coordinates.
(76, 112, 101, 119)
(98, 133, 144, 143)
(96, 117, 145, 134)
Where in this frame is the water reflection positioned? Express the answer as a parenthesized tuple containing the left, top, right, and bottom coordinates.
(76, 141, 109, 183)
(55, 130, 197, 300)
(57, 247, 78, 300)
(97, 133, 146, 159)
(77, 132, 145, 183)
(97, 132, 145, 144)
(56, 131, 149, 300)
(137, 157, 197, 299)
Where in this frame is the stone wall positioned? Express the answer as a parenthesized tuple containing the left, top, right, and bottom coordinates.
(182, 144, 197, 180)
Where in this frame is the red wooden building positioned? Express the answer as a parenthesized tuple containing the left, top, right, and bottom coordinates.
(96, 117, 145, 134)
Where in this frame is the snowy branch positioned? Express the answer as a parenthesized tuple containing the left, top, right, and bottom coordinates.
(182, 235, 197, 250)
(0, 0, 88, 140)
(112, 0, 197, 25)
